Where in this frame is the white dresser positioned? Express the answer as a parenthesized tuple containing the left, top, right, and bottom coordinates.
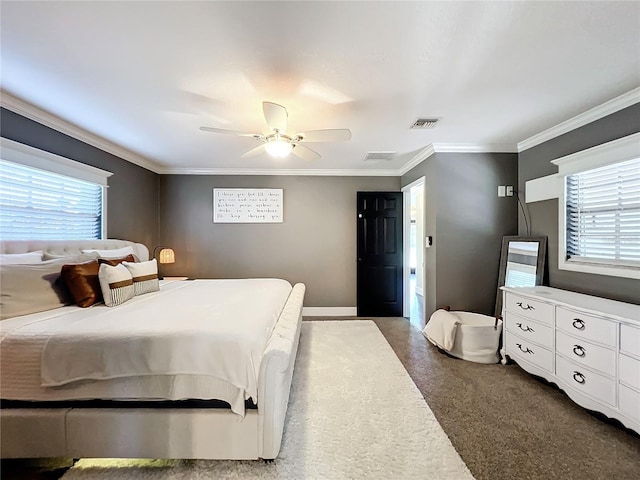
(500, 286, 640, 434)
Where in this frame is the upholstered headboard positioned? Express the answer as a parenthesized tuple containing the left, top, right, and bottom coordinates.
(0, 239, 149, 261)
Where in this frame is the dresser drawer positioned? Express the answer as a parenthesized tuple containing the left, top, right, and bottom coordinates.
(505, 313, 553, 349)
(619, 353, 640, 391)
(620, 324, 640, 359)
(556, 307, 617, 347)
(619, 384, 640, 423)
(504, 293, 554, 325)
(506, 332, 553, 372)
(556, 355, 616, 406)
(556, 330, 615, 377)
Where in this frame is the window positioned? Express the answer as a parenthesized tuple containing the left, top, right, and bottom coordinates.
(554, 132, 640, 279)
(0, 138, 111, 240)
(565, 159, 640, 268)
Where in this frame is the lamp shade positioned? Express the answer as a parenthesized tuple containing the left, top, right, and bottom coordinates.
(153, 246, 175, 264)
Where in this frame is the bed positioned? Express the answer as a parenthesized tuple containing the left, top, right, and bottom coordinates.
(0, 240, 305, 460)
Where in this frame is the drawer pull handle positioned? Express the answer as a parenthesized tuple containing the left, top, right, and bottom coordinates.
(573, 371, 586, 385)
(516, 302, 535, 311)
(516, 343, 534, 355)
(516, 322, 534, 333)
(572, 318, 585, 330)
(572, 345, 586, 357)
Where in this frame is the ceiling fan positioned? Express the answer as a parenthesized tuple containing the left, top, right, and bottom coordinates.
(200, 101, 351, 161)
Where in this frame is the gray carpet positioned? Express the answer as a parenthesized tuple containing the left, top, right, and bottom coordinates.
(372, 317, 640, 480)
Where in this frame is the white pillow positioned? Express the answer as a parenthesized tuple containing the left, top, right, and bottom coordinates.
(83, 246, 135, 260)
(122, 259, 159, 296)
(0, 251, 44, 265)
(98, 263, 135, 307)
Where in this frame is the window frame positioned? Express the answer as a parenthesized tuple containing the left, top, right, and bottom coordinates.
(0, 137, 112, 239)
(553, 132, 640, 280)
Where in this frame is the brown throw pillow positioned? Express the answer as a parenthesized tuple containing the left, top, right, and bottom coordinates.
(61, 260, 102, 307)
(98, 254, 136, 267)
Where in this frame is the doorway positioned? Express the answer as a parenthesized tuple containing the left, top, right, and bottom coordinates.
(402, 178, 425, 328)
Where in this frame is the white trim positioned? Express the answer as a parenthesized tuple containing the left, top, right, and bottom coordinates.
(402, 177, 425, 320)
(401, 176, 427, 192)
(525, 174, 560, 203)
(0, 137, 112, 186)
(398, 145, 435, 176)
(302, 307, 357, 316)
(1, 90, 162, 173)
(551, 132, 640, 175)
(518, 87, 640, 152)
(432, 143, 518, 153)
(159, 167, 400, 176)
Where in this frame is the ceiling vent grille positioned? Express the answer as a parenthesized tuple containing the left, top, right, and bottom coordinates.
(363, 151, 396, 162)
(411, 118, 439, 129)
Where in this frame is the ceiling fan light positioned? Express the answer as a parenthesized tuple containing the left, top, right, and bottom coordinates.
(265, 138, 293, 158)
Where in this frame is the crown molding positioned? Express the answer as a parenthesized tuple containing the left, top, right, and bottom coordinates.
(517, 87, 640, 153)
(433, 143, 518, 153)
(397, 145, 436, 176)
(0, 90, 163, 173)
(159, 167, 401, 176)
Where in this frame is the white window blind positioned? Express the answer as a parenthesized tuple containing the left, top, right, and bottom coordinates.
(0, 159, 104, 240)
(565, 158, 640, 267)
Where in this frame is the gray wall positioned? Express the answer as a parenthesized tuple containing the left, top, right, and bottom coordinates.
(159, 174, 400, 307)
(0, 108, 160, 249)
(402, 152, 519, 317)
(518, 104, 640, 304)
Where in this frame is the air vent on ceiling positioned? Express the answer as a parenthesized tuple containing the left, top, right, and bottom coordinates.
(363, 151, 396, 162)
(411, 118, 439, 129)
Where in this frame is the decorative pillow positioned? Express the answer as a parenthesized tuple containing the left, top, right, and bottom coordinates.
(82, 246, 136, 260)
(98, 263, 135, 307)
(61, 260, 102, 308)
(0, 254, 101, 320)
(98, 254, 136, 266)
(0, 251, 44, 265)
(122, 259, 159, 296)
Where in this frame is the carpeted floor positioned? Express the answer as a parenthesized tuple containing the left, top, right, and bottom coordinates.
(3, 316, 639, 480)
(371, 317, 640, 480)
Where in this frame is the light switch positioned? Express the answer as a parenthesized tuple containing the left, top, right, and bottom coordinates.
(498, 186, 506, 197)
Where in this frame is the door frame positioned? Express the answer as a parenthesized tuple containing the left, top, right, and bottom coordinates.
(402, 177, 425, 318)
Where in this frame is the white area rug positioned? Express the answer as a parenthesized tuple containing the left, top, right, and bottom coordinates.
(63, 320, 474, 479)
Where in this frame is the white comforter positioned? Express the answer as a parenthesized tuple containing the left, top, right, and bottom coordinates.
(2, 279, 292, 415)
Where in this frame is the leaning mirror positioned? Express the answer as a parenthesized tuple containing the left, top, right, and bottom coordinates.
(495, 236, 547, 318)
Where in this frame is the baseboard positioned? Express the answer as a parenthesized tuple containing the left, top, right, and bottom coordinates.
(302, 307, 357, 316)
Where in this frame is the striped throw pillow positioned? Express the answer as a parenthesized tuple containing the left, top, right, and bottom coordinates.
(98, 263, 135, 307)
(122, 259, 160, 296)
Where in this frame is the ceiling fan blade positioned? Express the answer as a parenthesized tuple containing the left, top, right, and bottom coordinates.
(296, 128, 352, 142)
(263, 102, 288, 132)
(241, 144, 267, 158)
(200, 126, 260, 138)
(291, 144, 321, 161)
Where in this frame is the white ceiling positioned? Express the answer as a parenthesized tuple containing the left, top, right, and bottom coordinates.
(1, 1, 639, 174)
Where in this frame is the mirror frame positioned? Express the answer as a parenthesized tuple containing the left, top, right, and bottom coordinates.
(495, 236, 547, 318)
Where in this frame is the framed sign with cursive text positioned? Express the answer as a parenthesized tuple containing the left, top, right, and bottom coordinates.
(213, 188, 283, 223)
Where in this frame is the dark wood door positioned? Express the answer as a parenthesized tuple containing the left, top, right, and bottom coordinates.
(357, 192, 403, 317)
